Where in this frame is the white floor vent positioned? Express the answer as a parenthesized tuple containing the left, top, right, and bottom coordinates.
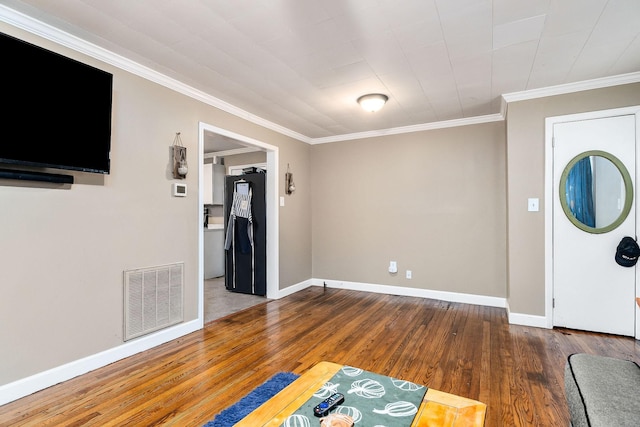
(124, 262, 184, 341)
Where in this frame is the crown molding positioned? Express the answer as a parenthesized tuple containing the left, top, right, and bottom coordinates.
(0, 4, 311, 145)
(2, 4, 637, 147)
(309, 113, 505, 145)
(502, 72, 640, 103)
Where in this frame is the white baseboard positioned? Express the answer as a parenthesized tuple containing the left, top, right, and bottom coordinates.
(311, 278, 506, 308)
(507, 311, 549, 329)
(275, 278, 314, 299)
(504, 299, 550, 328)
(0, 319, 201, 406)
(1, 279, 548, 406)
(311, 278, 550, 329)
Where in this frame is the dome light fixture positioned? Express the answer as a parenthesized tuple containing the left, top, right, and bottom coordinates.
(357, 93, 388, 112)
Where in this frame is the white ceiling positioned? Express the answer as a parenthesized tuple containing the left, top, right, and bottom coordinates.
(2, 0, 640, 143)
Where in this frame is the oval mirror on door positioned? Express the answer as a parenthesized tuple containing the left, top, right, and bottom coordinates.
(559, 150, 633, 234)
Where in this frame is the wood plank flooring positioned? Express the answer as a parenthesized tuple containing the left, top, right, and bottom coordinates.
(1, 286, 639, 426)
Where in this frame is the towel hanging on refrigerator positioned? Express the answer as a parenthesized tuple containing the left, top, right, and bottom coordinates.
(224, 183, 253, 254)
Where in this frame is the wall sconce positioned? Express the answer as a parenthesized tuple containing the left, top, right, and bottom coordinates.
(357, 93, 388, 112)
(285, 163, 295, 195)
(172, 132, 188, 179)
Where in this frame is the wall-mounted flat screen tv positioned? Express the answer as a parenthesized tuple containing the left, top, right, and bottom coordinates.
(0, 32, 113, 174)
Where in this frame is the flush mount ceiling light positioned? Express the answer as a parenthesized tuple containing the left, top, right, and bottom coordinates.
(357, 93, 388, 112)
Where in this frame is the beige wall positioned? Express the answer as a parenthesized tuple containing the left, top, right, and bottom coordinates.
(0, 23, 311, 386)
(223, 151, 267, 170)
(276, 139, 312, 288)
(506, 83, 640, 316)
(3, 15, 637, 396)
(311, 121, 507, 297)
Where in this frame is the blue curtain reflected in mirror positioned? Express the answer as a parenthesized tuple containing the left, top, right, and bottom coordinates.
(560, 150, 632, 234)
(565, 157, 595, 227)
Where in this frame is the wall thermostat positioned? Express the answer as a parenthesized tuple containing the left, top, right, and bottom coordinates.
(172, 182, 187, 197)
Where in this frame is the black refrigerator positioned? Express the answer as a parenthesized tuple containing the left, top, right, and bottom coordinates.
(223, 172, 266, 296)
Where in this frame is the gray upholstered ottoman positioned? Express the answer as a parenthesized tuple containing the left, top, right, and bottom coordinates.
(565, 353, 640, 426)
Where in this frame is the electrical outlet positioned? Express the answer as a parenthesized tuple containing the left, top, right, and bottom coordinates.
(389, 261, 397, 273)
(406, 270, 412, 279)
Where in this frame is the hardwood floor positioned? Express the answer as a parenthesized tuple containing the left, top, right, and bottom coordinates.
(1, 287, 639, 426)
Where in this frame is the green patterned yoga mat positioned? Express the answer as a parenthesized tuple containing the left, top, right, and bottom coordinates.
(279, 365, 427, 426)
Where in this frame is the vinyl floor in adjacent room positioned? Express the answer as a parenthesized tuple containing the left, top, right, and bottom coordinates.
(203, 277, 268, 323)
(1, 286, 639, 426)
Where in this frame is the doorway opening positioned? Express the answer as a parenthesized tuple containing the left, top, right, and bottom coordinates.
(197, 122, 279, 325)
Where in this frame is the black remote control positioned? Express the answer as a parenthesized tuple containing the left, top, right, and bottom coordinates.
(313, 392, 345, 417)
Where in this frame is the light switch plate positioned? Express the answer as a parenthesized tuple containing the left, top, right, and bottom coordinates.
(528, 198, 539, 212)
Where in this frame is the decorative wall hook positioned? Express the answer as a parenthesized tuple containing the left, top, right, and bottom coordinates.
(172, 132, 188, 179)
(285, 163, 295, 195)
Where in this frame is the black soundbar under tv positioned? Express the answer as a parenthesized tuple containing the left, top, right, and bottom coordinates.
(0, 169, 74, 184)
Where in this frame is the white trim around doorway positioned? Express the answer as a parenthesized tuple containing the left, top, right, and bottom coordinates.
(198, 122, 279, 327)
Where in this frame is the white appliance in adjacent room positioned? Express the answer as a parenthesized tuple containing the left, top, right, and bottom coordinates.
(204, 226, 224, 279)
(204, 160, 225, 279)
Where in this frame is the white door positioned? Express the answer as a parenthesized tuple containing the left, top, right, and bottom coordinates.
(553, 114, 637, 336)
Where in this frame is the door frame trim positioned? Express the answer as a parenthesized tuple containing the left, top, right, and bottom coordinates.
(197, 122, 279, 326)
(544, 106, 640, 337)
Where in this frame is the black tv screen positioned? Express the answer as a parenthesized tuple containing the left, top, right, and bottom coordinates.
(0, 32, 113, 174)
